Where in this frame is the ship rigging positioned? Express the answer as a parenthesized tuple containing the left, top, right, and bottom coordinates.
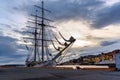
(23, 0, 76, 67)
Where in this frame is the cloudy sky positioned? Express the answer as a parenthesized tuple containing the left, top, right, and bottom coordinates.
(0, 0, 120, 65)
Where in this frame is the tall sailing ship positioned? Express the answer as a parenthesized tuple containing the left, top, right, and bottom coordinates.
(23, 0, 76, 67)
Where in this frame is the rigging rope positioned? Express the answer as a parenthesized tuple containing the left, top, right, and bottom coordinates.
(24, 40, 33, 62)
(59, 32, 70, 42)
(55, 36, 65, 46)
(51, 40, 60, 51)
(57, 42, 74, 63)
(44, 30, 51, 61)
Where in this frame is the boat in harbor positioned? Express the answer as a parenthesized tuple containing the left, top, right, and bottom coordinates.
(23, 0, 76, 67)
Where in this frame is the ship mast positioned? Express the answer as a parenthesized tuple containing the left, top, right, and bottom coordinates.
(33, 0, 53, 63)
(36, 0, 52, 63)
(34, 10, 38, 62)
(41, 0, 44, 62)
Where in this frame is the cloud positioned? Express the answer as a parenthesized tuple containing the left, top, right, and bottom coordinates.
(92, 2, 120, 28)
(1, 0, 120, 34)
(0, 36, 26, 64)
(103, 0, 120, 6)
(0, 23, 12, 28)
(100, 41, 118, 46)
(44, 0, 120, 29)
(44, 0, 104, 22)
